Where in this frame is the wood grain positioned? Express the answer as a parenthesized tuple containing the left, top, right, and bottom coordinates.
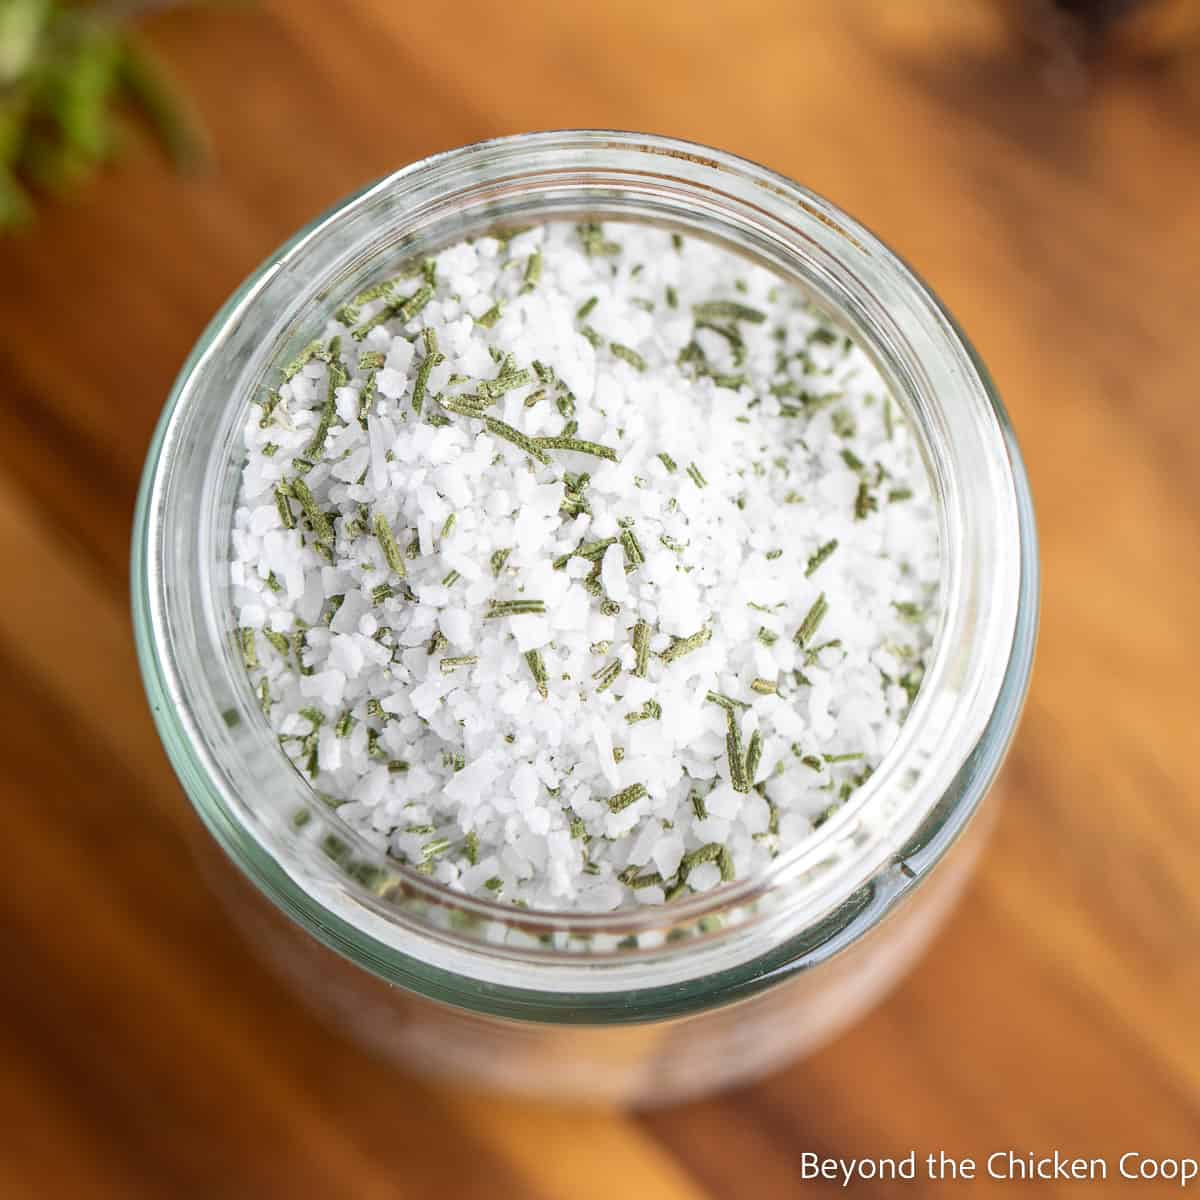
(1, 1, 1198, 1195)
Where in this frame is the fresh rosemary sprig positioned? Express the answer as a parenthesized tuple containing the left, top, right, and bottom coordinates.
(1, 2, 212, 230)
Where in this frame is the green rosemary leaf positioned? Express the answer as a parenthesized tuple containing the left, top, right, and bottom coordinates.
(854, 481, 878, 520)
(659, 627, 712, 664)
(830, 408, 856, 438)
(606, 783, 647, 812)
(373, 513, 406, 577)
(532, 436, 618, 462)
(577, 222, 620, 257)
(481, 415, 550, 464)
(522, 249, 542, 292)
(281, 339, 322, 383)
(475, 301, 503, 328)
(263, 629, 290, 656)
(577, 536, 618, 561)
(485, 599, 547, 619)
(237, 627, 258, 670)
(412, 328, 443, 417)
(625, 699, 662, 724)
(794, 592, 829, 646)
(717, 845, 736, 882)
(524, 649, 549, 698)
(610, 342, 647, 372)
(304, 338, 345, 459)
(632, 621, 651, 678)
(620, 526, 644, 568)
(804, 539, 838, 577)
(291, 477, 334, 544)
(744, 728, 762, 785)
(593, 659, 621, 692)
(726, 711, 749, 793)
(274, 484, 295, 530)
(680, 843, 722, 877)
(692, 300, 766, 324)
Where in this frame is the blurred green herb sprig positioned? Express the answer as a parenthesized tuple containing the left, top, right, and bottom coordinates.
(0, 0, 209, 229)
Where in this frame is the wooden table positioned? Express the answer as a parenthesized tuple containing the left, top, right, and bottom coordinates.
(2, 2, 1198, 1196)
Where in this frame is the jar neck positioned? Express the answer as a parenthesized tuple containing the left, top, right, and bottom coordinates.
(134, 132, 1037, 1017)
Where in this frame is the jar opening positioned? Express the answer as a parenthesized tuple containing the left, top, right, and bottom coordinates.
(134, 132, 1036, 1014)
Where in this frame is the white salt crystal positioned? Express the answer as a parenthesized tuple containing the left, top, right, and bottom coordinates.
(652, 835, 685, 878)
(600, 543, 629, 604)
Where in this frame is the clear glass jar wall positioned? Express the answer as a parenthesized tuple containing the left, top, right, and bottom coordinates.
(133, 132, 1038, 1105)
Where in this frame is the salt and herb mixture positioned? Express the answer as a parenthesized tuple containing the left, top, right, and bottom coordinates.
(230, 222, 940, 912)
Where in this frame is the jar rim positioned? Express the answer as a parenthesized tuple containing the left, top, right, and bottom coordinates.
(133, 131, 1038, 1018)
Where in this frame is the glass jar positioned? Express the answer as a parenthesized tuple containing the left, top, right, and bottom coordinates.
(133, 131, 1038, 1106)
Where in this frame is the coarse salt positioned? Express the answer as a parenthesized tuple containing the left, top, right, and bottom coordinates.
(231, 221, 940, 911)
